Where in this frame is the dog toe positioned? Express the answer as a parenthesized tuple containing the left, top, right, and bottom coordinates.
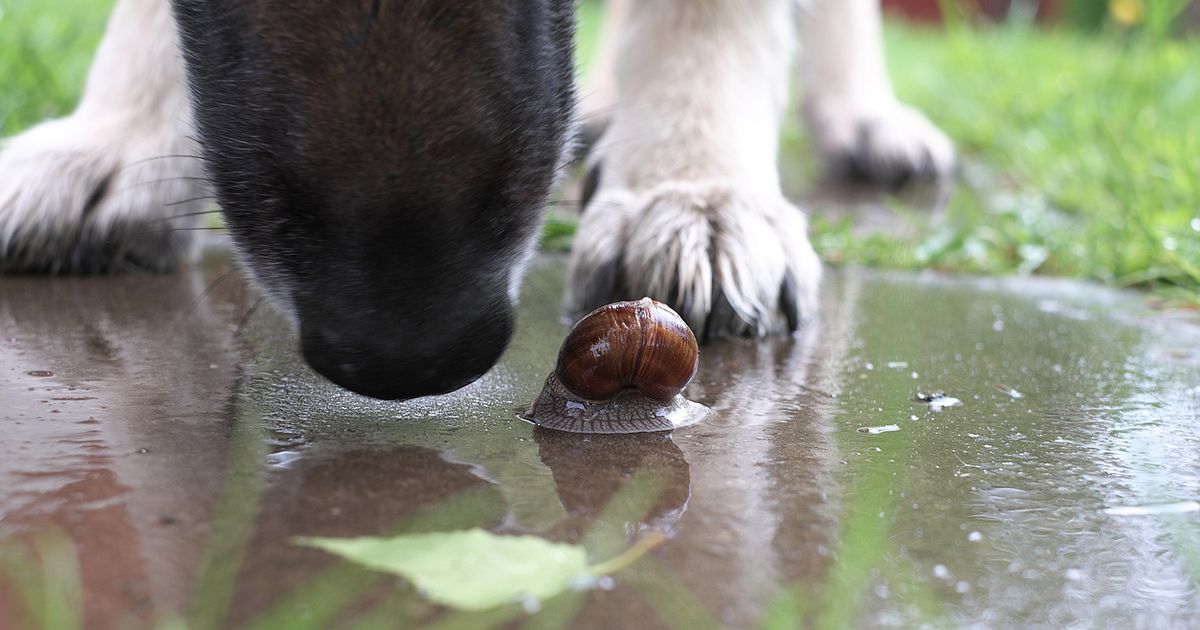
(0, 117, 208, 273)
(808, 99, 955, 189)
(566, 181, 820, 340)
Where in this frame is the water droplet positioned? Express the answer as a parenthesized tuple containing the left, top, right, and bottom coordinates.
(968, 531, 982, 542)
(995, 384, 1023, 399)
(933, 397, 961, 411)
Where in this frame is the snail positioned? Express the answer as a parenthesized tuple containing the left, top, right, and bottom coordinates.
(523, 298, 710, 433)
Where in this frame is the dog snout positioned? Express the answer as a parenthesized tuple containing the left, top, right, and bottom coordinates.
(299, 302, 514, 401)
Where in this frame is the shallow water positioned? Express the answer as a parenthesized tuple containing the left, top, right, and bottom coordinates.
(2, 254, 1198, 628)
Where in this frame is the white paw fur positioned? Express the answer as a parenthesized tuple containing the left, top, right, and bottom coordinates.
(0, 0, 203, 273)
(0, 116, 207, 272)
(567, 181, 820, 338)
(568, 0, 821, 337)
(803, 96, 955, 185)
(800, 0, 955, 185)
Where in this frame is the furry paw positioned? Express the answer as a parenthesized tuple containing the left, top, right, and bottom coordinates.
(0, 116, 208, 273)
(565, 180, 821, 340)
(804, 97, 955, 188)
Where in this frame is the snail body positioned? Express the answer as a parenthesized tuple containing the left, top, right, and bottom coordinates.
(525, 298, 709, 433)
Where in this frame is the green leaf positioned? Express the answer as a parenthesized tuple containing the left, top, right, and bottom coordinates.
(295, 529, 591, 611)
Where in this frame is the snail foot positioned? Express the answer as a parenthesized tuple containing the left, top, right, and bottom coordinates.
(523, 373, 708, 434)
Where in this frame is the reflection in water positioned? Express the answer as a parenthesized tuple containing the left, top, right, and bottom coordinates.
(3, 257, 1200, 628)
(0, 256, 251, 628)
(223, 445, 507, 625)
(209, 256, 854, 629)
(835, 274, 1200, 627)
(534, 429, 691, 542)
(652, 274, 855, 628)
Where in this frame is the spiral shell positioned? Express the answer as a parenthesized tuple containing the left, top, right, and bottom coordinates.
(524, 298, 708, 434)
(555, 298, 699, 401)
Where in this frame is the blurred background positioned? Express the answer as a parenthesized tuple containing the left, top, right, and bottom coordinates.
(2, 0, 1197, 303)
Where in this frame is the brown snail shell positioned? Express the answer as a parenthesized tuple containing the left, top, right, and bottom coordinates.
(525, 298, 708, 434)
(556, 298, 699, 401)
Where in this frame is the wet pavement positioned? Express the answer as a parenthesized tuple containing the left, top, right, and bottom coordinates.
(2, 252, 1199, 628)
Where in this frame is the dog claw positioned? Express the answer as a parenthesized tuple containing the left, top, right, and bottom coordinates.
(566, 181, 820, 341)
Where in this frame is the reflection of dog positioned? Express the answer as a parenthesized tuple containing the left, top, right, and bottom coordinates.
(0, 0, 952, 400)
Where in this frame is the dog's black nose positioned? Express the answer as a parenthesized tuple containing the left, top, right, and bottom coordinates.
(299, 305, 513, 401)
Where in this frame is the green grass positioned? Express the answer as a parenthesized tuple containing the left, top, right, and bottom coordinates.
(845, 23, 1200, 298)
(2, 0, 1197, 300)
(0, 0, 110, 135)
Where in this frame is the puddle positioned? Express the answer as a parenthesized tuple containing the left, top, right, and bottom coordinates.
(2, 253, 1199, 628)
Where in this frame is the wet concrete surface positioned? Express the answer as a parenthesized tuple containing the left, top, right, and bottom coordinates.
(2, 253, 1199, 628)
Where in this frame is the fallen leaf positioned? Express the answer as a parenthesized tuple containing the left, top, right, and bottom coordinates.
(296, 528, 590, 611)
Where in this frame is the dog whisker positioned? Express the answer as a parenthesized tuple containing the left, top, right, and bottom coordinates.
(574, 97, 650, 121)
(164, 195, 218, 207)
(170, 266, 241, 330)
(127, 226, 227, 238)
(234, 294, 270, 339)
(148, 209, 224, 223)
(116, 154, 205, 173)
(99, 176, 215, 201)
(131, 175, 215, 186)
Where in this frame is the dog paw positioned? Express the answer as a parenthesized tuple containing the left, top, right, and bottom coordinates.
(804, 97, 955, 188)
(0, 116, 208, 273)
(565, 180, 821, 340)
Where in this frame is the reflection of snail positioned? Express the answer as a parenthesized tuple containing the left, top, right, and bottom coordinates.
(534, 429, 692, 542)
(524, 298, 709, 433)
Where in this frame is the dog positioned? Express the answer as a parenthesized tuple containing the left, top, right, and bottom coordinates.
(0, 0, 952, 400)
